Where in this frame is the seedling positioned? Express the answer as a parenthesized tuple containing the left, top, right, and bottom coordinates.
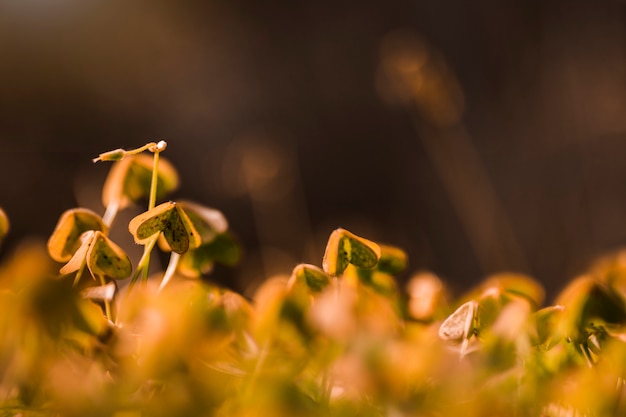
(1, 142, 626, 416)
(322, 227, 381, 276)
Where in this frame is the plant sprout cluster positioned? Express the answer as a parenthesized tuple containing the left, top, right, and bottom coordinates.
(0, 143, 625, 416)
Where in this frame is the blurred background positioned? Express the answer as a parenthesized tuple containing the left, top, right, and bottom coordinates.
(1, 0, 626, 300)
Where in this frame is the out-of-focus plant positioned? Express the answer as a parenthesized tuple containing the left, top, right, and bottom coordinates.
(0, 142, 625, 416)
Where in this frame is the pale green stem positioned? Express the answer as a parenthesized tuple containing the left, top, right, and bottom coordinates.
(148, 148, 160, 211)
(102, 199, 120, 228)
(97, 274, 113, 321)
(126, 146, 163, 295)
(127, 234, 159, 293)
(158, 251, 180, 293)
(139, 146, 162, 285)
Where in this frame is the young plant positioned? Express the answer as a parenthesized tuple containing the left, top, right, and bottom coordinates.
(2, 142, 626, 416)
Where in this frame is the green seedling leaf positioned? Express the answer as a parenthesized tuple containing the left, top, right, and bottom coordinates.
(177, 232, 241, 277)
(322, 228, 381, 276)
(288, 264, 332, 293)
(376, 244, 408, 275)
(464, 273, 545, 308)
(102, 154, 179, 210)
(0, 207, 9, 246)
(533, 305, 565, 348)
(47, 208, 107, 262)
(60, 231, 132, 280)
(555, 276, 626, 343)
(129, 201, 201, 254)
(177, 200, 228, 243)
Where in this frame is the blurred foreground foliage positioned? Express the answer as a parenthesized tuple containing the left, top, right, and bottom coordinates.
(1, 144, 626, 416)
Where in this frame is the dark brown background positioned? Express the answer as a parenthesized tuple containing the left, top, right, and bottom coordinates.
(1, 0, 626, 300)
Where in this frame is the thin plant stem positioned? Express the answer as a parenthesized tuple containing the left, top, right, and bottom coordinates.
(127, 234, 159, 293)
(139, 144, 163, 286)
(158, 251, 180, 293)
(102, 199, 120, 228)
(148, 147, 160, 211)
(98, 274, 113, 321)
(127, 142, 166, 294)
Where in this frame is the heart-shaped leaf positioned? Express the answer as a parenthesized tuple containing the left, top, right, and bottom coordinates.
(48, 208, 107, 262)
(129, 201, 201, 254)
(322, 228, 381, 276)
(60, 231, 132, 280)
(102, 154, 179, 210)
(288, 264, 332, 293)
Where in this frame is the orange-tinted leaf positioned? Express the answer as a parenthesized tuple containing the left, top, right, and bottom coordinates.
(48, 208, 107, 262)
(102, 154, 178, 210)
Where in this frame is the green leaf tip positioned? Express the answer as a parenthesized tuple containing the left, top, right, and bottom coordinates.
(288, 264, 332, 293)
(322, 228, 381, 276)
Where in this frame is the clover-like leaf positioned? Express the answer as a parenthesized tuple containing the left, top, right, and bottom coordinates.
(177, 232, 241, 278)
(322, 228, 381, 276)
(288, 264, 332, 293)
(129, 201, 201, 254)
(60, 231, 131, 279)
(47, 208, 107, 262)
(102, 154, 179, 210)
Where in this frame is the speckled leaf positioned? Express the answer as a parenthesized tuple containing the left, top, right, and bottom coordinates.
(322, 228, 381, 276)
(59, 231, 131, 280)
(102, 154, 179, 209)
(87, 231, 132, 279)
(129, 201, 201, 254)
(48, 208, 107, 262)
